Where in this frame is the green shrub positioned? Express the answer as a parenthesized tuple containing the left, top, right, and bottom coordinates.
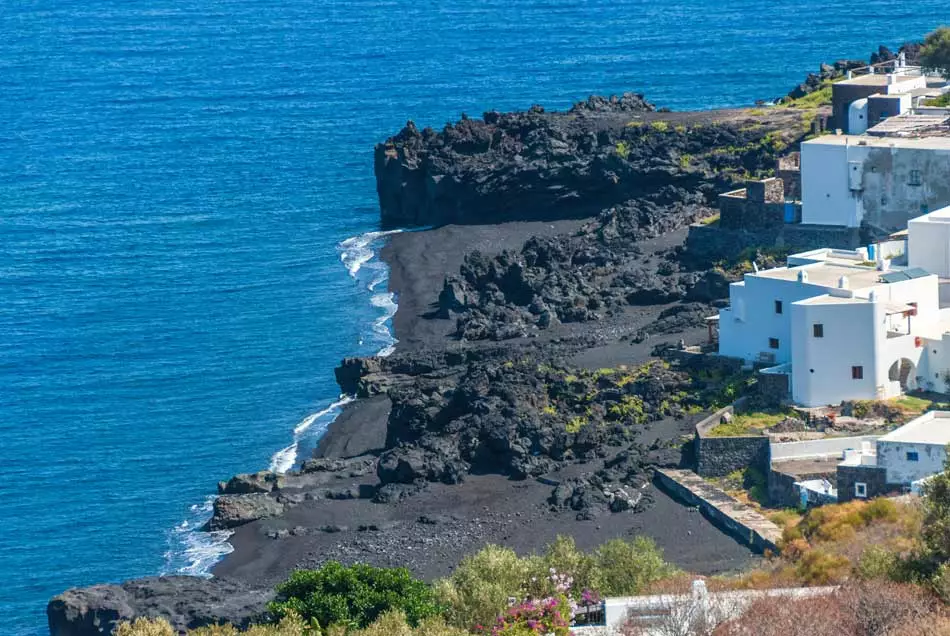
(115, 618, 176, 636)
(269, 563, 440, 629)
(434, 545, 539, 630)
(592, 536, 676, 596)
(921, 27, 950, 76)
(855, 545, 903, 581)
(615, 141, 630, 160)
(539, 536, 597, 594)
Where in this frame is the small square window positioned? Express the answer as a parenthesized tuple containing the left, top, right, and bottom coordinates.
(813, 324, 824, 338)
(907, 451, 920, 462)
(769, 338, 780, 350)
(852, 366, 864, 380)
(910, 169, 922, 186)
(855, 482, 867, 498)
(774, 300, 783, 314)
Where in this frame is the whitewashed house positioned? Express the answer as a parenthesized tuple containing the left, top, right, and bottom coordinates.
(717, 235, 950, 407)
(836, 411, 950, 502)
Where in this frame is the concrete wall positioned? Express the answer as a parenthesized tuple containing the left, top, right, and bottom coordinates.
(802, 138, 950, 232)
(837, 464, 888, 502)
(878, 441, 947, 485)
(770, 436, 880, 462)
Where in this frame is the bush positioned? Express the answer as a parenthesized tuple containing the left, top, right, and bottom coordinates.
(117, 613, 317, 636)
(269, 562, 440, 629)
(794, 549, 850, 585)
(593, 537, 676, 596)
(350, 610, 469, 636)
(855, 545, 902, 581)
(115, 618, 176, 636)
(478, 596, 572, 636)
(434, 545, 539, 630)
(921, 27, 950, 76)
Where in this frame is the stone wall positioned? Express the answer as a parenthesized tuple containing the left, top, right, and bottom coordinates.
(836, 464, 888, 502)
(757, 371, 789, 406)
(777, 153, 802, 200)
(768, 467, 837, 508)
(696, 435, 771, 477)
(694, 398, 771, 477)
(685, 222, 861, 265)
(717, 178, 786, 231)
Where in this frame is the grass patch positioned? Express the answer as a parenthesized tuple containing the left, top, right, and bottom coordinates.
(565, 416, 588, 433)
(924, 93, 950, 107)
(781, 81, 834, 109)
(649, 121, 669, 132)
(615, 141, 630, 160)
(708, 409, 791, 437)
(699, 213, 720, 225)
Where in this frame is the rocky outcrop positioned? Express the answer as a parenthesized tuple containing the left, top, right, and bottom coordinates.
(217, 471, 285, 495)
(205, 494, 285, 531)
(47, 576, 272, 636)
(375, 96, 803, 228)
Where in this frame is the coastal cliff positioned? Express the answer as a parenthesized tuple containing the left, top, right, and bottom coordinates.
(47, 42, 922, 634)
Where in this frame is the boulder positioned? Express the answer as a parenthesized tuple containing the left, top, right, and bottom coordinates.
(217, 471, 284, 495)
(204, 494, 285, 531)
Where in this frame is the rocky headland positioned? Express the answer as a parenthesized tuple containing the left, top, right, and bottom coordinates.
(47, 43, 923, 635)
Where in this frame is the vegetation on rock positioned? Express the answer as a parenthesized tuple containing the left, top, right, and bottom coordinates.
(921, 27, 950, 76)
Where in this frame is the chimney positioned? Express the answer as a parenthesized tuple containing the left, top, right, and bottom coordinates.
(888, 73, 898, 86)
(798, 270, 809, 283)
(838, 275, 850, 289)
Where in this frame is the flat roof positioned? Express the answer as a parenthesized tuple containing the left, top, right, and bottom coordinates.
(839, 74, 921, 86)
(879, 411, 950, 446)
(910, 205, 950, 224)
(804, 134, 950, 149)
(754, 262, 885, 289)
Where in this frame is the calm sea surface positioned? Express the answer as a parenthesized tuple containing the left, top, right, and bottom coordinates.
(1, 1, 946, 633)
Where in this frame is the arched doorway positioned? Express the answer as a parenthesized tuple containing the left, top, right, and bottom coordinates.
(888, 358, 917, 392)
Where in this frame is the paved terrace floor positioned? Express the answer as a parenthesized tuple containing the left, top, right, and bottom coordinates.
(657, 469, 784, 550)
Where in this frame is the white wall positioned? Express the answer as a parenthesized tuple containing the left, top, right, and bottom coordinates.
(801, 141, 861, 227)
(718, 275, 833, 364)
(801, 140, 950, 231)
(878, 441, 947, 485)
(770, 436, 880, 462)
(909, 214, 950, 278)
(791, 299, 883, 406)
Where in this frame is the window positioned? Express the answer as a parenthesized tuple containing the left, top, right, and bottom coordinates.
(909, 169, 922, 186)
(852, 366, 864, 380)
(774, 300, 783, 314)
(813, 324, 824, 338)
(769, 338, 780, 350)
(855, 482, 867, 498)
(907, 451, 920, 462)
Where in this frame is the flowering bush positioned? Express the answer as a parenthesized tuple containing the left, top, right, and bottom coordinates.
(478, 596, 572, 636)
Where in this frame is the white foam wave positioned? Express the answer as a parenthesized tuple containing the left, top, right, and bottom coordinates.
(163, 496, 233, 577)
(370, 291, 398, 356)
(293, 395, 355, 435)
(269, 441, 298, 474)
(338, 229, 402, 278)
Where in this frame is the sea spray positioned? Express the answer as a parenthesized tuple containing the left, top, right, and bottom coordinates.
(164, 229, 400, 576)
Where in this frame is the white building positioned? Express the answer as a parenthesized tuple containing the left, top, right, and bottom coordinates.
(801, 133, 950, 231)
(876, 411, 950, 485)
(908, 205, 950, 277)
(836, 411, 950, 502)
(717, 239, 950, 407)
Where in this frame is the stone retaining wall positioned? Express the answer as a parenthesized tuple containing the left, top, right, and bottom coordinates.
(694, 398, 771, 477)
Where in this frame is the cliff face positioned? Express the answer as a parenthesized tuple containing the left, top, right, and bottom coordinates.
(374, 94, 808, 228)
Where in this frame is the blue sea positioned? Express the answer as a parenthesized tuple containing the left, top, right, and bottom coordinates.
(1, 1, 946, 633)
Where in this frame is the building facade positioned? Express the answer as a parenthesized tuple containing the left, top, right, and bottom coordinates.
(800, 135, 950, 232)
(717, 242, 950, 407)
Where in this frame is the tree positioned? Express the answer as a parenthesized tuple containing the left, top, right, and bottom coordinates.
(920, 27, 950, 76)
(920, 450, 950, 565)
(269, 562, 441, 629)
